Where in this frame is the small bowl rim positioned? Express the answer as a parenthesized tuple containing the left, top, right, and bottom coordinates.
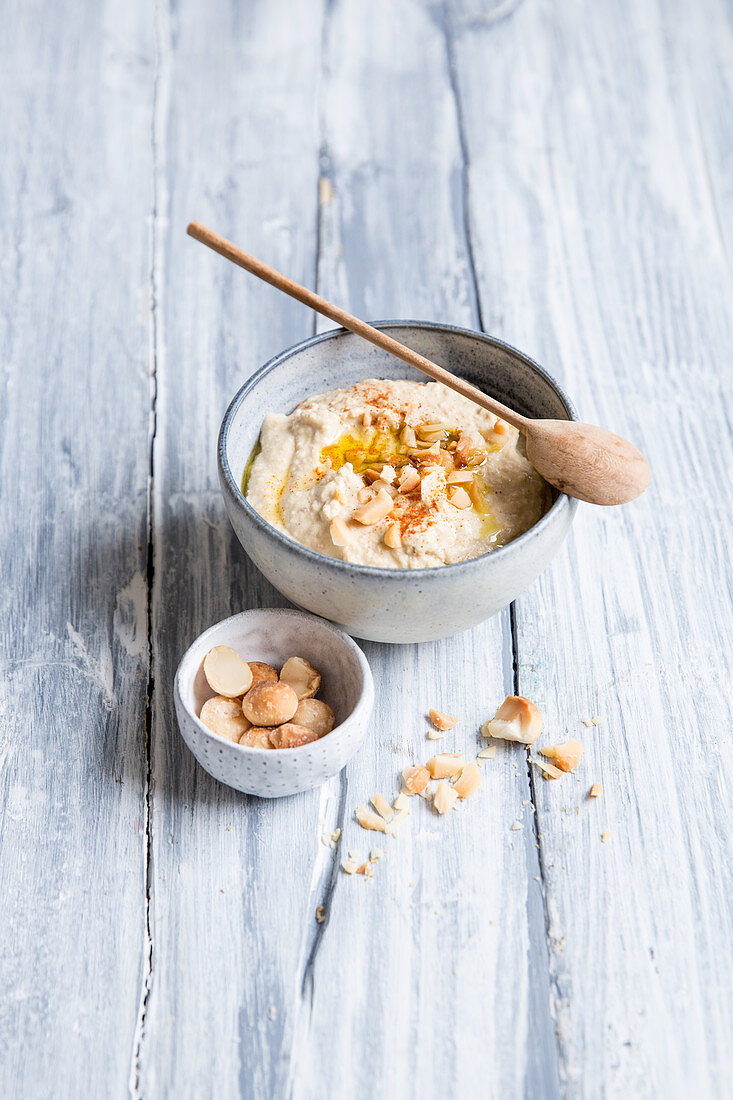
(174, 607, 375, 757)
(218, 320, 579, 579)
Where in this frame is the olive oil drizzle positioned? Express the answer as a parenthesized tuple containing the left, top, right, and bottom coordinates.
(244, 421, 509, 543)
(241, 438, 262, 495)
(319, 426, 408, 475)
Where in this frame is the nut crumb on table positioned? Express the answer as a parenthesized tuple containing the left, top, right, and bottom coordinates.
(482, 695, 543, 745)
(427, 752, 465, 779)
(540, 739, 584, 773)
(428, 708, 457, 731)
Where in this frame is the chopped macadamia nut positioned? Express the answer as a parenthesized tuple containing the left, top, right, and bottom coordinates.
(427, 729, 444, 741)
(384, 522, 402, 549)
(203, 646, 253, 698)
(398, 465, 420, 492)
(477, 746, 497, 759)
(279, 656, 322, 699)
(393, 792, 410, 812)
(246, 661, 279, 690)
(541, 739, 584, 773)
(293, 698, 335, 738)
(330, 516, 352, 546)
(356, 862, 374, 877)
(427, 753, 466, 780)
(341, 859, 359, 875)
(353, 487, 394, 525)
(510, 821, 523, 831)
(530, 757, 563, 780)
(420, 467, 446, 507)
(446, 468, 474, 484)
(355, 805, 387, 832)
(589, 782, 603, 798)
(369, 848, 386, 861)
(200, 696, 251, 742)
(384, 808, 409, 835)
(448, 487, 472, 509)
(242, 681, 298, 726)
(239, 727, 273, 749)
(269, 723, 319, 749)
(433, 782, 458, 814)
(371, 793, 394, 821)
(482, 695, 543, 745)
(429, 709, 457, 731)
(452, 762, 482, 800)
(402, 764, 430, 794)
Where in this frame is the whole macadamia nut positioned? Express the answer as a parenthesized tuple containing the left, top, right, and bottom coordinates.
(269, 723, 319, 749)
(293, 698, 335, 738)
(279, 656, 321, 699)
(200, 696, 251, 742)
(241, 681, 298, 726)
(246, 661, 279, 691)
(239, 727, 275, 749)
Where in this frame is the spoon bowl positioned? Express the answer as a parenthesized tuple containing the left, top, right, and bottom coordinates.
(524, 419, 651, 506)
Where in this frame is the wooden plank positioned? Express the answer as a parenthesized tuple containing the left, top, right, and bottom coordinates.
(449, 0, 733, 1094)
(0, 0, 153, 1096)
(136, 1, 329, 1096)
(294, 2, 559, 1097)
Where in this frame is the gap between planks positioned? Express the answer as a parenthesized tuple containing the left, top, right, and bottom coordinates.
(129, 0, 171, 1092)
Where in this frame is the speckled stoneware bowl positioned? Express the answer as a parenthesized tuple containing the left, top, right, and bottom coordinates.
(174, 608, 374, 797)
(218, 322, 578, 643)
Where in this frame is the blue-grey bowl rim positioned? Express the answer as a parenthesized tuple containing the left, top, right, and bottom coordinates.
(218, 320, 579, 579)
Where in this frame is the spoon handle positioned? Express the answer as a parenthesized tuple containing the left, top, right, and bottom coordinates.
(186, 222, 530, 431)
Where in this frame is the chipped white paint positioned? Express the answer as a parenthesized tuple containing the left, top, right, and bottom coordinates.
(0, 0, 152, 1096)
(114, 572, 149, 659)
(1, 0, 731, 1097)
(67, 622, 117, 709)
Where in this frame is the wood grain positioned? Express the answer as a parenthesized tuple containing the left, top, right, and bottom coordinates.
(448, 0, 733, 1093)
(0, 0, 730, 1096)
(0, 0, 153, 1095)
(294, 1, 558, 1096)
(135, 1, 328, 1096)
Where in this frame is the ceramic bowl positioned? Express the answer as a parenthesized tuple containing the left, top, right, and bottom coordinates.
(218, 322, 578, 643)
(173, 608, 374, 797)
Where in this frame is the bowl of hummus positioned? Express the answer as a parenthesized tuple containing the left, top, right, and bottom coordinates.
(218, 323, 578, 643)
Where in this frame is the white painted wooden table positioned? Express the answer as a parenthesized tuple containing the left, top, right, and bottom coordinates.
(2, 1, 731, 1097)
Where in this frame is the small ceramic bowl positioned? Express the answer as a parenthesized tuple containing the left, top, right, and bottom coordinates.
(218, 322, 579, 643)
(173, 608, 374, 797)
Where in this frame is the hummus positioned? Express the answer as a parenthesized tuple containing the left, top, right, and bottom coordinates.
(245, 379, 551, 569)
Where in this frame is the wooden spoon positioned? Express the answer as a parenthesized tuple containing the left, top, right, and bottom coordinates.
(187, 221, 650, 505)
